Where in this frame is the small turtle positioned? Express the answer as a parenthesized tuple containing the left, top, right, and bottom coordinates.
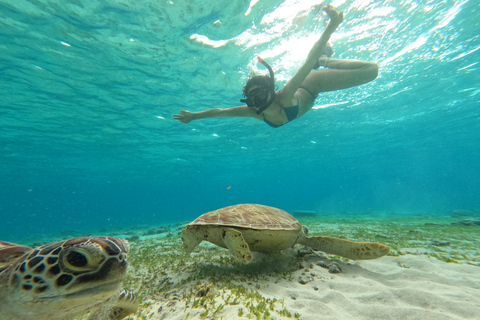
(0, 236, 138, 320)
(182, 204, 390, 262)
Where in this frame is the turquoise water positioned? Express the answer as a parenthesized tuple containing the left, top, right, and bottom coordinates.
(1, 0, 479, 242)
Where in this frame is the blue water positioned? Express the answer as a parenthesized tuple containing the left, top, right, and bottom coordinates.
(1, 0, 479, 242)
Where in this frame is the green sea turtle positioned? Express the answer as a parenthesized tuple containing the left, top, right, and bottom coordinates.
(182, 204, 390, 262)
(0, 236, 138, 320)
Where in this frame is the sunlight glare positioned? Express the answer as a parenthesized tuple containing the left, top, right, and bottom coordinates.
(245, 0, 259, 16)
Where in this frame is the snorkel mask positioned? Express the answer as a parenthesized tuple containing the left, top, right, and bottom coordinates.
(240, 56, 276, 115)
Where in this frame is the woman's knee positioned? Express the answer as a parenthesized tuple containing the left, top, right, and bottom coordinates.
(365, 62, 379, 82)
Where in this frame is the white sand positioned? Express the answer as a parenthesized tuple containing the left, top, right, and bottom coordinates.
(132, 253, 480, 320)
(270, 255, 480, 320)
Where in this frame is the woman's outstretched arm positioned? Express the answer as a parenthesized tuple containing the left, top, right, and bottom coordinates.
(173, 106, 259, 123)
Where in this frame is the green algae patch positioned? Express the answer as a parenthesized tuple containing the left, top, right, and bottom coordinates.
(117, 214, 479, 319)
(298, 214, 480, 266)
(122, 237, 302, 319)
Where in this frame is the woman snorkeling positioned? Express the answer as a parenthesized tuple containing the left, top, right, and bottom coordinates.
(173, 5, 378, 128)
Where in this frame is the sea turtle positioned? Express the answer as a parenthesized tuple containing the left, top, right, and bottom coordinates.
(182, 204, 390, 263)
(0, 236, 138, 320)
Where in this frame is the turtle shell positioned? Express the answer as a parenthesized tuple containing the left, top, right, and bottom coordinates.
(188, 204, 302, 230)
(0, 241, 31, 272)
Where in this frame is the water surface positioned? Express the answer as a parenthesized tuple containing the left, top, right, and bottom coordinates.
(1, 0, 479, 241)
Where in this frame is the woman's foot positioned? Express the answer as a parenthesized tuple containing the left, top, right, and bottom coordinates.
(314, 42, 333, 69)
(321, 42, 334, 57)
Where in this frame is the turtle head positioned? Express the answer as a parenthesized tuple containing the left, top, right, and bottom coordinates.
(4, 236, 130, 319)
(302, 226, 309, 236)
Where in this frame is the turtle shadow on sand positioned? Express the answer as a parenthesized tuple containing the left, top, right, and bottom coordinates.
(194, 248, 303, 279)
(188, 246, 387, 293)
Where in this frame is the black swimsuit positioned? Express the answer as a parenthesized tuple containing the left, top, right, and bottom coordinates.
(263, 87, 317, 128)
(263, 99, 300, 128)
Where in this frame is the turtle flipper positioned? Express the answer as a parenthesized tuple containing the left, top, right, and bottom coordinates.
(299, 235, 390, 260)
(182, 228, 202, 254)
(223, 228, 253, 263)
(87, 288, 138, 320)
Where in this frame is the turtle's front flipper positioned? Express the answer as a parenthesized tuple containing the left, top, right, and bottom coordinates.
(223, 228, 253, 263)
(87, 288, 138, 320)
(299, 235, 390, 260)
(182, 228, 202, 254)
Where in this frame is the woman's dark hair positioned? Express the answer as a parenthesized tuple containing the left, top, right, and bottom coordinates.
(242, 75, 274, 96)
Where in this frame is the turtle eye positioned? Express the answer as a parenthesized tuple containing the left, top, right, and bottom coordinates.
(64, 250, 89, 270)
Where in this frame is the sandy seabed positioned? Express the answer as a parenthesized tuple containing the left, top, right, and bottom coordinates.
(125, 253, 479, 320)
(116, 215, 480, 320)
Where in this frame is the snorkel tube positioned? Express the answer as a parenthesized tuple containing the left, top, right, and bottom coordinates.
(241, 56, 276, 114)
(257, 56, 275, 85)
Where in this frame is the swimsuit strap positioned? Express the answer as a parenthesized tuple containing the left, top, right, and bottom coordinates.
(298, 87, 318, 100)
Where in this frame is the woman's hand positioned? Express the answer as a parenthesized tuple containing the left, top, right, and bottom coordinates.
(323, 4, 344, 28)
(173, 110, 195, 123)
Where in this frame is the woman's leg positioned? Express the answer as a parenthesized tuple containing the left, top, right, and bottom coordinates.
(302, 58, 378, 94)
